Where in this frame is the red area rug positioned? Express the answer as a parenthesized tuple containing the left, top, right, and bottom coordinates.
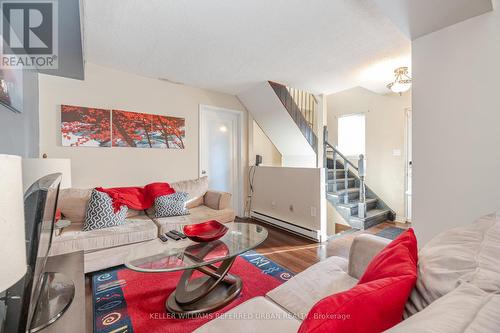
(91, 250, 294, 333)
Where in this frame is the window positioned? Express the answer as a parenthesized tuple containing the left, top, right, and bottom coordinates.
(338, 113, 365, 157)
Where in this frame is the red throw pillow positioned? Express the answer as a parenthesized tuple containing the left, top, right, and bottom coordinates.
(298, 275, 416, 333)
(358, 228, 418, 284)
(298, 229, 418, 333)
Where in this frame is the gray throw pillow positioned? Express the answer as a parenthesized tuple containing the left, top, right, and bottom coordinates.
(154, 192, 190, 218)
(82, 190, 128, 231)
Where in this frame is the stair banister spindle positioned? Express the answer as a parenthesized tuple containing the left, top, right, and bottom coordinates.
(358, 154, 367, 218)
(333, 151, 337, 185)
(344, 158, 349, 204)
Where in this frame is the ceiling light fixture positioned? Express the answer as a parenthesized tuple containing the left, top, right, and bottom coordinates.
(387, 67, 412, 95)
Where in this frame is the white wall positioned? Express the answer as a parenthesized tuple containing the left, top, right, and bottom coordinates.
(327, 87, 411, 220)
(251, 166, 325, 236)
(38, 62, 247, 189)
(412, 2, 500, 244)
(250, 120, 282, 166)
(0, 70, 39, 158)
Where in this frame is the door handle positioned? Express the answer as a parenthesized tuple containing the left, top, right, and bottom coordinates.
(201, 170, 207, 175)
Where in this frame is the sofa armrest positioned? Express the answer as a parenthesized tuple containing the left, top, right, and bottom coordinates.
(348, 234, 391, 279)
(204, 190, 232, 210)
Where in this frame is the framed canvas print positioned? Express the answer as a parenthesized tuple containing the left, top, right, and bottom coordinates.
(61, 105, 111, 147)
(152, 115, 185, 149)
(112, 110, 185, 149)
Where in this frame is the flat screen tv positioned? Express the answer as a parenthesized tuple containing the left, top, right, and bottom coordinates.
(0, 173, 61, 333)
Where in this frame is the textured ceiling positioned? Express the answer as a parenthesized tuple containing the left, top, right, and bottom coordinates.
(373, 0, 493, 39)
(83, 0, 411, 95)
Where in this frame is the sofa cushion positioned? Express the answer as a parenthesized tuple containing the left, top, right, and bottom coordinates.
(126, 209, 143, 218)
(266, 256, 357, 320)
(83, 190, 128, 231)
(406, 213, 500, 316)
(152, 205, 235, 234)
(171, 176, 208, 209)
(388, 283, 500, 333)
(348, 234, 391, 279)
(194, 297, 301, 333)
(154, 192, 189, 218)
(58, 188, 92, 223)
(204, 190, 232, 210)
(49, 215, 158, 256)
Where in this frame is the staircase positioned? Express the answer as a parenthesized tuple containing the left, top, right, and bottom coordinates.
(238, 81, 317, 167)
(268, 81, 318, 153)
(324, 127, 395, 229)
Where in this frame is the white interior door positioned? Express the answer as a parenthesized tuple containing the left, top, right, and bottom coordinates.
(405, 108, 412, 222)
(200, 105, 242, 216)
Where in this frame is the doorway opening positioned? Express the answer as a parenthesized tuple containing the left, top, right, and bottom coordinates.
(199, 105, 243, 216)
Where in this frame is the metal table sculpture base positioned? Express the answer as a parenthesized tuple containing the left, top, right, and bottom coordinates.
(30, 272, 75, 332)
(166, 257, 242, 317)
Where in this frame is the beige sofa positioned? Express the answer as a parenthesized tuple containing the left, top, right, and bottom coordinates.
(196, 213, 500, 332)
(49, 177, 235, 273)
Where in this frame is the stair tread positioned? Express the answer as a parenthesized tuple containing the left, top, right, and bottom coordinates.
(349, 209, 390, 221)
(327, 177, 355, 183)
(337, 198, 377, 208)
(328, 188, 360, 195)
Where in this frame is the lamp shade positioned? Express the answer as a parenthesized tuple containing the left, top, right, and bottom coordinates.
(22, 158, 72, 191)
(0, 154, 27, 292)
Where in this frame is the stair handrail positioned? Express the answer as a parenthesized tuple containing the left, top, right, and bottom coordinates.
(323, 126, 358, 170)
(323, 127, 396, 223)
(323, 140, 359, 171)
(323, 126, 368, 218)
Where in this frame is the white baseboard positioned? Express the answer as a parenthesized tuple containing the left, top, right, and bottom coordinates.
(251, 211, 322, 242)
(394, 215, 409, 223)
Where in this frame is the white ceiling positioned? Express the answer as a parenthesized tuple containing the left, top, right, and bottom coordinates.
(82, 0, 491, 95)
(373, 0, 493, 40)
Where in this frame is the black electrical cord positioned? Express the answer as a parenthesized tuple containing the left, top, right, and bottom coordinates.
(246, 165, 258, 216)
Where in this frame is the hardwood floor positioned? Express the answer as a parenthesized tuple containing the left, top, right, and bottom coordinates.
(243, 218, 408, 274)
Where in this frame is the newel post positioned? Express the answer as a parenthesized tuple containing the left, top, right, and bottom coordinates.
(358, 154, 367, 218)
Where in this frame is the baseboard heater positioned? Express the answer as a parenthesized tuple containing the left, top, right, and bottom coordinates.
(251, 211, 322, 242)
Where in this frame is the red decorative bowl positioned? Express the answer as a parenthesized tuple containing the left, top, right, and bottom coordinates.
(183, 220, 229, 243)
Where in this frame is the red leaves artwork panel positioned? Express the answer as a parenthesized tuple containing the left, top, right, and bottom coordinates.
(61, 105, 111, 147)
(112, 110, 185, 149)
(61, 105, 185, 149)
(152, 115, 185, 149)
(112, 110, 156, 148)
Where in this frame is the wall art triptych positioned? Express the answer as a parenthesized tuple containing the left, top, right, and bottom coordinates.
(61, 105, 185, 149)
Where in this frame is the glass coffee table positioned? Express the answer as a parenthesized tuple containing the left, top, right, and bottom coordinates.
(125, 222, 268, 317)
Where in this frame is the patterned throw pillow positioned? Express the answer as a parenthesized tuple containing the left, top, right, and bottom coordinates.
(82, 190, 128, 231)
(154, 192, 190, 218)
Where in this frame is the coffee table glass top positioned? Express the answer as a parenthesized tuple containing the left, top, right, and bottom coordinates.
(125, 223, 268, 273)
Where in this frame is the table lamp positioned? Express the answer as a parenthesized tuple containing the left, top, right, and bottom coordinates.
(22, 158, 72, 192)
(0, 154, 27, 292)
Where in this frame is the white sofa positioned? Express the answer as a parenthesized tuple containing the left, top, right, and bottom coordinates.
(49, 177, 235, 273)
(196, 213, 500, 332)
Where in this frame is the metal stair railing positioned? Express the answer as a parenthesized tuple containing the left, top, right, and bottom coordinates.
(323, 126, 367, 217)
